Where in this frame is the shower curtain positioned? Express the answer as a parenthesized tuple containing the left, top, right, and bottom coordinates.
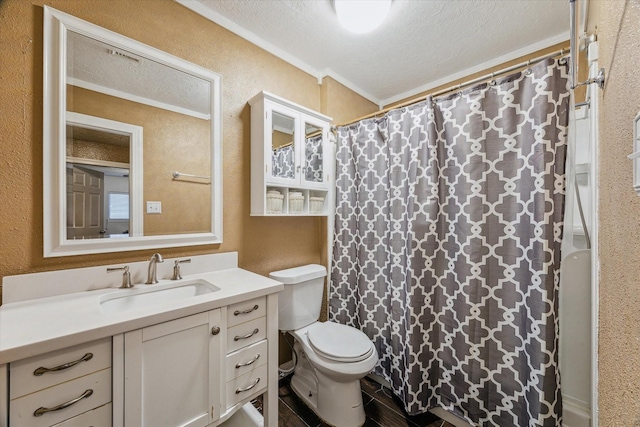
(305, 134, 324, 182)
(330, 58, 569, 426)
(272, 144, 295, 178)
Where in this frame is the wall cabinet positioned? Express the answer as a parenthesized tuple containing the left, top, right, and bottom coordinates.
(249, 91, 333, 216)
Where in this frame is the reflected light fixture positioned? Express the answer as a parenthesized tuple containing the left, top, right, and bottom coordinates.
(334, 0, 392, 34)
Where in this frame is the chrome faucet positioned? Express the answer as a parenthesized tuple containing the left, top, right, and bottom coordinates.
(145, 253, 164, 284)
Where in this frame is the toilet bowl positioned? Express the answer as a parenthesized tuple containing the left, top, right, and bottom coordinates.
(270, 264, 378, 427)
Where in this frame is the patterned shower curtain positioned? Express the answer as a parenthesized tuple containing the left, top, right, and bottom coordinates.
(272, 144, 295, 178)
(305, 135, 324, 182)
(330, 58, 569, 426)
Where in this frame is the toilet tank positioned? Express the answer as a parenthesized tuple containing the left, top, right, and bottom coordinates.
(270, 264, 327, 331)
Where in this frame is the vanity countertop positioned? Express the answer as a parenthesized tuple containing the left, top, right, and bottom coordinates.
(0, 267, 283, 364)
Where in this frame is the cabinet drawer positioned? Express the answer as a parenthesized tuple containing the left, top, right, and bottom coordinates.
(226, 317, 266, 353)
(10, 368, 111, 427)
(226, 340, 268, 381)
(225, 364, 267, 410)
(227, 296, 266, 327)
(10, 338, 111, 399)
(51, 402, 111, 427)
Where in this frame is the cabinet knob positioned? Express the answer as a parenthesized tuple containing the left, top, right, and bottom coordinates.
(211, 326, 221, 336)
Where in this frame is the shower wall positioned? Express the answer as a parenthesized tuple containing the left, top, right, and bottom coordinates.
(559, 52, 597, 427)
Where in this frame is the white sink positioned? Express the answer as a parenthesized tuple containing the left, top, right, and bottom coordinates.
(100, 279, 220, 314)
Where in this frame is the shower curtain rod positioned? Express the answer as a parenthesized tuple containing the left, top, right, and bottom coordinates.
(335, 47, 568, 128)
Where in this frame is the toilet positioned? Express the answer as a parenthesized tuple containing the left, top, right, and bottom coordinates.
(270, 264, 378, 427)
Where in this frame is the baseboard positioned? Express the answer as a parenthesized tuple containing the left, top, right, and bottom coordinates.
(563, 400, 591, 427)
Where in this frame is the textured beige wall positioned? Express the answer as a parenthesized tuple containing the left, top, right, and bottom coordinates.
(589, 1, 640, 424)
(0, 0, 355, 303)
(67, 138, 130, 163)
(321, 76, 379, 125)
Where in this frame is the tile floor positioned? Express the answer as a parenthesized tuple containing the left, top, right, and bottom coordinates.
(273, 376, 457, 427)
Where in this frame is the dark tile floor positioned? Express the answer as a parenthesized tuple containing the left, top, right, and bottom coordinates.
(273, 376, 456, 427)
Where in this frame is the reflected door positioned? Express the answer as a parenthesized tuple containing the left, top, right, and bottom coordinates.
(66, 166, 104, 239)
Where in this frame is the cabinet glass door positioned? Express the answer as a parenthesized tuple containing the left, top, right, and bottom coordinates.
(268, 109, 298, 185)
(301, 119, 327, 188)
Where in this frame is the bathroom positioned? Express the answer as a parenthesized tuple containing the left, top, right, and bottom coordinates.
(1, 0, 639, 426)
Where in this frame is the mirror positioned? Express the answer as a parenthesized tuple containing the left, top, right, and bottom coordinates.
(270, 113, 324, 183)
(303, 122, 323, 183)
(43, 7, 222, 257)
(271, 112, 295, 179)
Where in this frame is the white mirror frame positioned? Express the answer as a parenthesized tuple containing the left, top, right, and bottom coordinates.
(43, 6, 223, 257)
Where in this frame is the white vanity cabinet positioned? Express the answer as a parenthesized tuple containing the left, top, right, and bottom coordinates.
(249, 91, 333, 216)
(120, 310, 223, 427)
(8, 338, 112, 427)
(0, 254, 282, 427)
(112, 294, 279, 427)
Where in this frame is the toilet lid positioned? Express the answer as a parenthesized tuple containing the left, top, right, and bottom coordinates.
(307, 322, 374, 362)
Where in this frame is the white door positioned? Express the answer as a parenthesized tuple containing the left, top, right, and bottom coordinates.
(123, 310, 222, 427)
(66, 165, 104, 239)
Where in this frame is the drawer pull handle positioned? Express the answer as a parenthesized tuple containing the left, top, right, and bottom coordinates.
(235, 353, 261, 368)
(234, 328, 259, 341)
(235, 378, 260, 394)
(33, 389, 93, 417)
(234, 304, 259, 316)
(33, 353, 93, 376)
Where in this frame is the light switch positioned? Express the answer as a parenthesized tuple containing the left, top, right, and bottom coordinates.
(146, 201, 162, 214)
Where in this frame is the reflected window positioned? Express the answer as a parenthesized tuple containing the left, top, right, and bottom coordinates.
(108, 192, 129, 220)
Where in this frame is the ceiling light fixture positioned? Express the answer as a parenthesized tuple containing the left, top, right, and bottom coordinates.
(334, 0, 392, 34)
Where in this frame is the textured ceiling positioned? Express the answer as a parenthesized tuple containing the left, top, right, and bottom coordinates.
(178, 0, 570, 106)
(67, 30, 211, 116)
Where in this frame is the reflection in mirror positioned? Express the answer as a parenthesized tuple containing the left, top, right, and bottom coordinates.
(66, 123, 131, 239)
(271, 112, 295, 179)
(66, 30, 212, 237)
(304, 123, 323, 183)
(65, 111, 144, 240)
(43, 6, 222, 257)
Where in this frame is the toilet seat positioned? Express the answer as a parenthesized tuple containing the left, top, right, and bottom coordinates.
(306, 322, 374, 363)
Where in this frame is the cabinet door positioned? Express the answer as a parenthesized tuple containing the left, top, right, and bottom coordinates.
(300, 116, 330, 189)
(123, 310, 222, 427)
(265, 102, 300, 186)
